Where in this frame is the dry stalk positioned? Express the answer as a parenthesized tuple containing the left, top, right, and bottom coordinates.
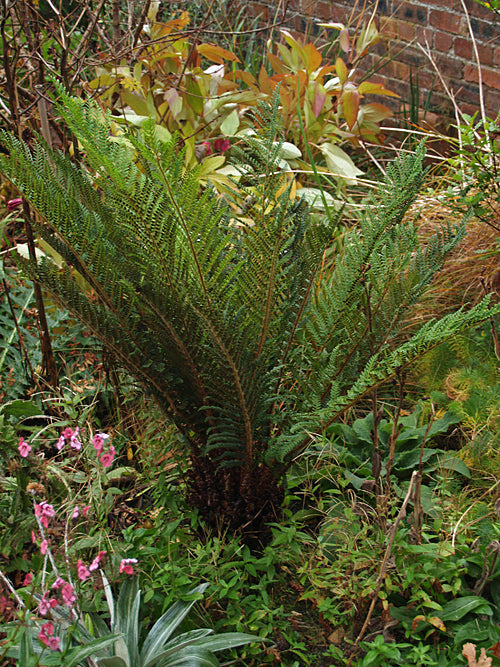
(346, 470, 418, 665)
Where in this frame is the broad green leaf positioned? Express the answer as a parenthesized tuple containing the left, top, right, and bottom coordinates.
(280, 142, 302, 159)
(440, 596, 492, 622)
(97, 658, 128, 667)
(116, 577, 140, 665)
(295, 187, 341, 211)
(437, 454, 470, 478)
(193, 632, 259, 653)
(1, 399, 42, 418)
(140, 584, 210, 667)
(318, 142, 364, 183)
(159, 647, 219, 667)
(220, 109, 239, 135)
(64, 635, 124, 667)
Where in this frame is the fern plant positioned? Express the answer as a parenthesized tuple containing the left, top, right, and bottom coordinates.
(0, 90, 498, 537)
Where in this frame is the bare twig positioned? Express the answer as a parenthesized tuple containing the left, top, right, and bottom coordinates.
(347, 471, 418, 665)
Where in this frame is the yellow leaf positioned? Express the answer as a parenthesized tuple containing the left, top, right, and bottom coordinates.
(342, 88, 360, 130)
(335, 57, 349, 85)
(427, 616, 446, 632)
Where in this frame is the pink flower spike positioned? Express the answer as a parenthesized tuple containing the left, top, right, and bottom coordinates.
(77, 560, 90, 581)
(100, 446, 115, 468)
(35, 501, 55, 528)
(18, 437, 32, 458)
(81, 505, 90, 517)
(213, 137, 230, 153)
(7, 198, 22, 212)
(52, 577, 65, 590)
(38, 594, 53, 616)
(70, 426, 82, 450)
(56, 435, 66, 451)
(119, 558, 138, 575)
(40, 539, 48, 555)
(61, 582, 76, 607)
(41, 621, 54, 635)
(31, 531, 37, 544)
(91, 433, 109, 453)
(23, 572, 33, 586)
(46, 635, 61, 650)
(62, 427, 75, 439)
(72, 506, 79, 519)
(89, 550, 107, 572)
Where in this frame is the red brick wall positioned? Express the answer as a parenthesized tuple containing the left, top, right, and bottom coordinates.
(251, 0, 500, 119)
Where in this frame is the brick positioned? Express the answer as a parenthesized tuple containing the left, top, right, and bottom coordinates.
(315, 2, 348, 23)
(454, 36, 472, 59)
(464, 63, 500, 90)
(485, 89, 500, 117)
(429, 9, 464, 34)
(394, 3, 428, 23)
(436, 56, 465, 80)
(434, 31, 454, 52)
(470, 17, 500, 40)
(414, 25, 434, 44)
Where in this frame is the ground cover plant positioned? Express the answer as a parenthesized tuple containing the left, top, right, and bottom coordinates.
(1, 2, 500, 666)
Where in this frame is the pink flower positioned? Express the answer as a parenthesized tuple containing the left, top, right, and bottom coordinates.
(61, 582, 76, 607)
(35, 501, 55, 528)
(38, 594, 57, 616)
(18, 437, 32, 458)
(62, 427, 75, 439)
(77, 560, 90, 581)
(40, 539, 48, 555)
(200, 140, 212, 156)
(38, 621, 60, 650)
(119, 558, 138, 575)
(81, 505, 90, 517)
(89, 550, 107, 572)
(100, 445, 115, 468)
(23, 573, 33, 586)
(70, 427, 82, 450)
(213, 137, 230, 153)
(52, 577, 65, 590)
(46, 635, 61, 650)
(72, 506, 79, 519)
(56, 435, 66, 451)
(31, 531, 37, 544)
(91, 433, 109, 454)
(7, 198, 22, 212)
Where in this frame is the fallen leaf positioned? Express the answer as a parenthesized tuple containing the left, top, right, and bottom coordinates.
(489, 642, 500, 658)
(462, 643, 493, 667)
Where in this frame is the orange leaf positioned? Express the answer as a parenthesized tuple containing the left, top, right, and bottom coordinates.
(342, 89, 359, 130)
(258, 65, 275, 95)
(412, 615, 426, 631)
(197, 43, 240, 64)
(267, 51, 289, 75)
(303, 43, 322, 72)
(231, 69, 258, 89)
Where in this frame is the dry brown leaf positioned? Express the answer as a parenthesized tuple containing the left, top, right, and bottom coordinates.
(462, 643, 493, 667)
(489, 642, 500, 658)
